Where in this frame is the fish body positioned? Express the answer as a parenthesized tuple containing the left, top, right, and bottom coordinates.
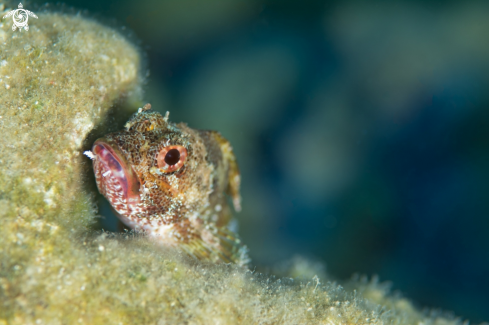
(87, 104, 248, 265)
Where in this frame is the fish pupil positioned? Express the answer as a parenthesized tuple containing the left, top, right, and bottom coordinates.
(165, 149, 180, 165)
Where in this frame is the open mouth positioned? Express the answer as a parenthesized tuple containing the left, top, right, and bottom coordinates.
(92, 139, 141, 211)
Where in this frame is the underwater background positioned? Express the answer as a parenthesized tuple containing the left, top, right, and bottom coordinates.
(26, 0, 489, 322)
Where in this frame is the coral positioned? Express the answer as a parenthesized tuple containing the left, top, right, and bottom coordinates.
(0, 3, 467, 324)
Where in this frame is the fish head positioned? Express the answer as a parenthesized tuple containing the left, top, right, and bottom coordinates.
(91, 108, 241, 229)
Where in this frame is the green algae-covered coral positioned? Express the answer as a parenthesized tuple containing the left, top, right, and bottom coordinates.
(0, 4, 466, 324)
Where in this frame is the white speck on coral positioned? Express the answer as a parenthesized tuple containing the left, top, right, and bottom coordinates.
(5, 84, 10, 89)
(16, 233, 24, 242)
(44, 187, 57, 207)
(215, 204, 222, 212)
(23, 177, 32, 185)
(114, 62, 137, 83)
(0, 60, 7, 67)
(103, 170, 111, 177)
(31, 219, 44, 230)
(84, 150, 96, 160)
(98, 245, 105, 251)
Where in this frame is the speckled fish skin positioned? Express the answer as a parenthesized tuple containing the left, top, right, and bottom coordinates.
(90, 104, 249, 266)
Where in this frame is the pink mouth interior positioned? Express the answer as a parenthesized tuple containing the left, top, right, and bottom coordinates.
(92, 141, 141, 206)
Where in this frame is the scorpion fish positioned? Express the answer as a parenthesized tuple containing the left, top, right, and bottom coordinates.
(85, 104, 249, 266)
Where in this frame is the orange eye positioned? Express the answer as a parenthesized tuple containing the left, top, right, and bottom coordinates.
(157, 145, 187, 173)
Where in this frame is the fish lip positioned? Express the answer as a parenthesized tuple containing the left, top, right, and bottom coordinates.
(92, 138, 141, 209)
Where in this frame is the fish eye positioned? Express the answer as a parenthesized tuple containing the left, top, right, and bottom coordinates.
(164, 149, 180, 165)
(157, 145, 187, 173)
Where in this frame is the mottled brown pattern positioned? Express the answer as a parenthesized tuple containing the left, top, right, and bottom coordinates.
(89, 104, 249, 265)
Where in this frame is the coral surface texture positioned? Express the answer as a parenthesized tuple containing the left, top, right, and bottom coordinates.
(0, 4, 465, 325)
